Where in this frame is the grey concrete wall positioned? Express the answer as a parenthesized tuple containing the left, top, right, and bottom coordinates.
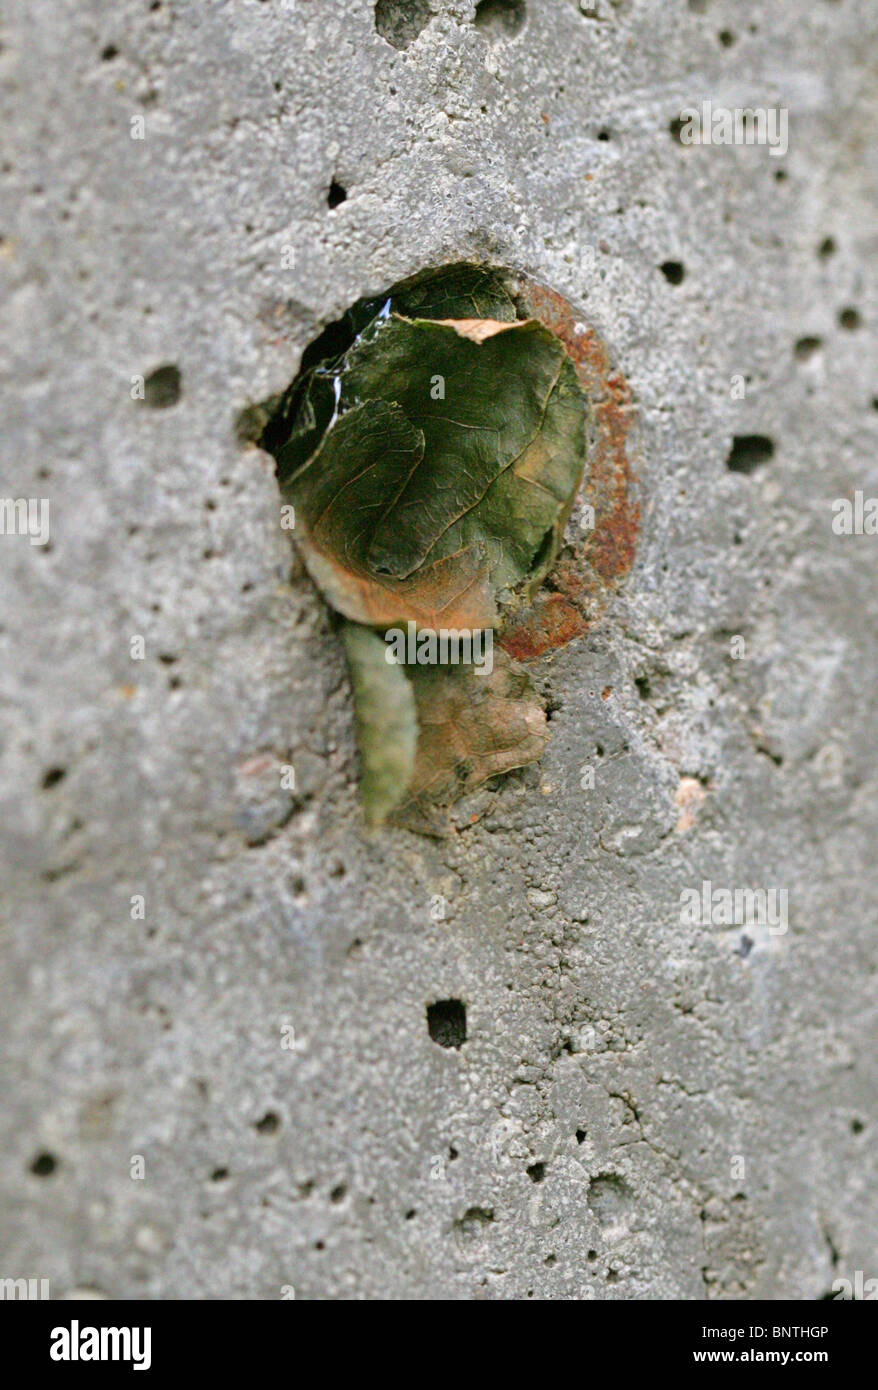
(1, 0, 876, 1299)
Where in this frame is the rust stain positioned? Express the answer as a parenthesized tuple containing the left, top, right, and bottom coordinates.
(501, 593, 583, 662)
(498, 276, 641, 662)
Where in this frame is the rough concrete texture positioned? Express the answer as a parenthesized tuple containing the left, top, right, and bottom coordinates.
(1, 0, 877, 1300)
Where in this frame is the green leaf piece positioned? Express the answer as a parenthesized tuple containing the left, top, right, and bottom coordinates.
(262, 264, 591, 830)
(261, 265, 518, 466)
(342, 622, 417, 827)
(278, 313, 587, 629)
(382, 262, 519, 323)
(393, 650, 549, 834)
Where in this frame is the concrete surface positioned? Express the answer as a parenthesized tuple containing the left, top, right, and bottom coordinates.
(1, 0, 877, 1300)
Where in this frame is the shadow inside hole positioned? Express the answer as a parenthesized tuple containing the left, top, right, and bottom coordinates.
(659, 260, 685, 285)
(794, 336, 822, 362)
(427, 998, 466, 1048)
(726, 435, 775, 474)
(374, 0, 433, 49)
(30, 1151, 58, 1177)
(474, 0, 527, 38)
(141, 363, 182, 409)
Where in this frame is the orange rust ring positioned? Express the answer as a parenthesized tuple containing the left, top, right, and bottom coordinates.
(500, 272, 641, 662)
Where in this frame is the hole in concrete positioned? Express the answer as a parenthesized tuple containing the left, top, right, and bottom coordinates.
(250, 262, 635, 830)
(818, 236, 836, 259)
(726, 434, 774, 474)
(576, 1128, 587, 1144)
(254, 1111, 280, 1135)
(455, 1206, 494, 1239)
(327, 179, 347, 210)
(545, 695, 563, 723)
(794, 336, 822, 362)
(474, 0, 527, 38)
(718, 29, 735, 46)
(659, 260, 685, 285)
(597, 127, 611, 141)
(330, 1183, 347, 1203)
(30, 1151, 58, 1177)
(101, 43, 119, 61)
(838, 306, 862, 331)
(526, 1161, 545, 1183)
(669, 115, 686, 142)
(823, 1224, 840, 1269)
(587, 1172, 633, 1225)
(41, 766, 67, 790)
(427, 998, 466, 1048)
(210, 1166, 230, 1182)
(634, 674, 651, 699)
(755, 742, 783, 767)
(374, 0, 433, 48)
(142, 363, 181, 409)
(851, 1118, 864, 1134)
